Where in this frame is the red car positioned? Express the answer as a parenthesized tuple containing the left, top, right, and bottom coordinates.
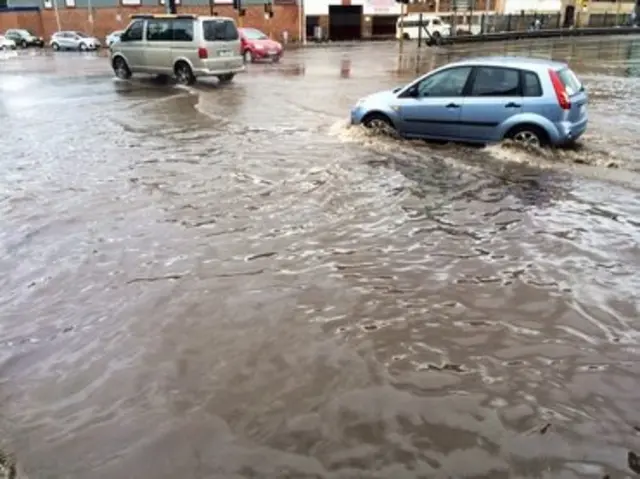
(239, 28, 283, 63)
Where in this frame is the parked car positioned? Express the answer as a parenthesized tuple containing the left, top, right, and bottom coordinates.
(350, 56, 588, 147)
(239, 27, 282, 63)
(0, 35, 17, 50)
(110, 13, 244, 86)
(395, 14, 451, 41)
(105, 30, 123, 48)
(3, 29, 44, 48)
(50, 31, 101, 51)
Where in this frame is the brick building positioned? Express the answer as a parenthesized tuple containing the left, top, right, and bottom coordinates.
(0, 0, 302, 43)
(304, 0, 497, 41)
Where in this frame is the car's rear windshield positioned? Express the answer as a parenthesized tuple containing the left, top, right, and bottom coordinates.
(557, 68, 583, 95)
(202, 20, 239, 41)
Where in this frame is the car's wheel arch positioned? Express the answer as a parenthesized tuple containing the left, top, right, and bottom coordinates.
(173, 57, 195, 75)
(361, 110, 398, 129)
(501, 116, 558, 145)
(111, 53, 129, 69)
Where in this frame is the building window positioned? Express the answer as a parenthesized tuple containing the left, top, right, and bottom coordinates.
(43, 0, 53, 8)
(159, 0, 182, 5)
(121, 0, 142, 5)
(65, 0, 75, 7)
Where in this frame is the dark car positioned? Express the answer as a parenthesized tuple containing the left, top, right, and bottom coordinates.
(4, 29, 45, 48)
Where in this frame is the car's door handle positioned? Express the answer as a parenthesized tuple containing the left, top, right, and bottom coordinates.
(446, 103, 460, 108)
(505, 102, 521, 108)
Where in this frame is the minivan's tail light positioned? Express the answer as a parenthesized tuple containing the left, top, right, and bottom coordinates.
(548, 68, 571, 110)
(197, 47, 208, 59)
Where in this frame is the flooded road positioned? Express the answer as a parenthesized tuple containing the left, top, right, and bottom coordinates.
(1, 36, 640, 478)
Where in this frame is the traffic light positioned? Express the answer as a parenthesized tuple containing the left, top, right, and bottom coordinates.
(264, 1, 274, 17)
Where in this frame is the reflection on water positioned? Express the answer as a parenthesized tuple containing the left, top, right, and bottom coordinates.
(1, 37, 640, 478)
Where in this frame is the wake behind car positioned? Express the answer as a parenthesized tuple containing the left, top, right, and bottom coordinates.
(4, 29, 44, 48)
(239, 27, 282, 63)
(110, 13, 244, 85)
(351, 56, 588, 147)
(50, 31, 101, 51)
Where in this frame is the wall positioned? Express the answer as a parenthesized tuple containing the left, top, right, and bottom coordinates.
(502, 0, 561, 12)
(1, 3, 301, 41)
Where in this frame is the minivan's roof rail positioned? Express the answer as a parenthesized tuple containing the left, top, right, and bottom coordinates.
(131, 13, 197, 19)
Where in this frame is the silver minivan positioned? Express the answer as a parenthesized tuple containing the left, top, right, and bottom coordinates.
(110, 14, 244, 85)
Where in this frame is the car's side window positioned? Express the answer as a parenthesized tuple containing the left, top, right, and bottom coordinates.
(123, 21, 144, 42)
(470, 67, 520, 97)
(416, 66, 472, 97)
(147, 19, 172, 41)
(522, 70, 543, 97)
(172, 19, 194, 42)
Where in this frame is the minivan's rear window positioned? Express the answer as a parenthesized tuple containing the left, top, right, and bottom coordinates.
(203, 20, 239, 41)
(557, 68, 583, 96)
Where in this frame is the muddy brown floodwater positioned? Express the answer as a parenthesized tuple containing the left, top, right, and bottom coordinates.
(1, 36, 640, 479)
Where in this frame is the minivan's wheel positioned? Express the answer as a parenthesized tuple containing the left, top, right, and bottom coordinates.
(20, 40, 28, 49)
(174, 61, 195, 85)
(217, 73, 235, 84)
(507, 124, 547, 147)
(112, 56, 132, 80)
(243, 50, 253, 63)
(51, 42, 60, 51)
(362, 113, 397, 135)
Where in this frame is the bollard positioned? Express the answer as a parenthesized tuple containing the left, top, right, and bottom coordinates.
(340, 56, 351, 78)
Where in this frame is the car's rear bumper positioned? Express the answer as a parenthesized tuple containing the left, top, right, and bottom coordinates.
(554, 116, 588, 145)
(194, 64, 245, 76)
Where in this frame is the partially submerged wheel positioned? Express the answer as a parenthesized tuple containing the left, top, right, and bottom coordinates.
(112, 56, 131, 80)
(243, 50, 253, 63)
(507, 124, 547, 148)
(174, 61, 195, 85)
(51, 42, 60, 51)
(362, 113, 397, 136)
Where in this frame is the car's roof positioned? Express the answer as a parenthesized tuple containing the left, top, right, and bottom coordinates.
(450, 55, 567, 70)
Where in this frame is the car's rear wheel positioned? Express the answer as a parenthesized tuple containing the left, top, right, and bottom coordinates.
(0, 46, 6, 51)
(243, 50, 253, 63)
(52, 42, 60, 51)
(174, 61, 195, 85)
(112, 56, 132, 80)
(20, 40, 27, 49)
(507, 124, 548, 147)
(362, 112, 396, 135)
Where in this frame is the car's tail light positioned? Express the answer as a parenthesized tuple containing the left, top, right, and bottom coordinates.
(548, 68, 571, 110)
(197, 47, 208, 59)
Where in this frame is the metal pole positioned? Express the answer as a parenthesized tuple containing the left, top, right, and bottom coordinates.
(417, 12, 422, 47)
(53, 0, 61, 32)
(398, 2, 405, 56)
(209, 0, 214, 15)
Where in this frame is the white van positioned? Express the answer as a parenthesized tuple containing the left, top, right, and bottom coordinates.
(110, 14, 244, 85)
(396, 14, 452, 40)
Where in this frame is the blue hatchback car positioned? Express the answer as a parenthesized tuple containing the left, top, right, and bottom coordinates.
(350, 56, 588, 147)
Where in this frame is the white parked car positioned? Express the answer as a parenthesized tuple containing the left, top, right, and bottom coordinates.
(49, 31, 101, 51)
(0, 35, 17, 50)
(105, 30, 123, 48)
